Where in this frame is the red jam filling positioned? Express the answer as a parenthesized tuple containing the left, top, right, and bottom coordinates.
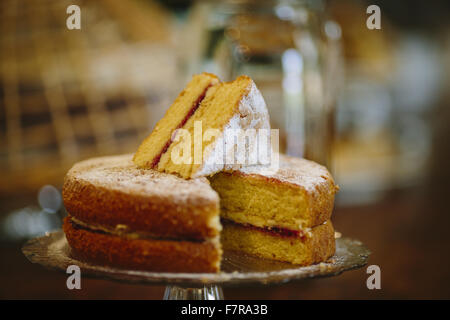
(150, 84, 213, 168)
(223, 219, 306, 240)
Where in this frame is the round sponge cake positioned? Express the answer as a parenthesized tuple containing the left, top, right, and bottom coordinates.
(62, 153, 337, 272)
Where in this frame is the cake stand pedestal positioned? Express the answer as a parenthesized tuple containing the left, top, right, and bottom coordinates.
(163, 285, 224, 300)
(22, 231, 370, 300)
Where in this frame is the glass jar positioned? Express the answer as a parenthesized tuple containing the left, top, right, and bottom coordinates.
(183, 0, 342, 168)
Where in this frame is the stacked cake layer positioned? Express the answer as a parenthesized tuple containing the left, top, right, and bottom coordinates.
(210, 154, 337, 265)
(221, 220, 334, 265)
(62, 154, 222, 273)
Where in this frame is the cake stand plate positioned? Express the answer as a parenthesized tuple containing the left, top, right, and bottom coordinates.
(22, 231, 370, 299)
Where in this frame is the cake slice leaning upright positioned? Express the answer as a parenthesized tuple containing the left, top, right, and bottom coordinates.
(134, 74, 271, 179)
(133, 72, 220, 170)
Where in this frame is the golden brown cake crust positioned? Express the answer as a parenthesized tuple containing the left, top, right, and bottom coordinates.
(63, 217, 221, 273)
(62, 154, 220, 240)
(305, 220, 336, 264)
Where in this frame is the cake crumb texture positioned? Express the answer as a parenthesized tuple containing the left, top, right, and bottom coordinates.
(133, 73, 219, 169)
(221, 220, 335, 265)
(157, 75, 270, 178)
(209, 154, 337, 230)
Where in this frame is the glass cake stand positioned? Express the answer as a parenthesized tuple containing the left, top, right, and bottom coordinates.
(22, 231, 370, 300)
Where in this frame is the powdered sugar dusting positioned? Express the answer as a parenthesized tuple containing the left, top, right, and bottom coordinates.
(194, 79, 271, 177)
(239, 154, 336, 193)
(67, 154, 218, 204)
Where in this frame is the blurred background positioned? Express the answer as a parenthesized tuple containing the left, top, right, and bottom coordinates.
(1, 0, 450, 299)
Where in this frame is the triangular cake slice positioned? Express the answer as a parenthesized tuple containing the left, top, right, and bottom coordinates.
(134, 74, 271, 179)
(133, 72, 219, 170)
